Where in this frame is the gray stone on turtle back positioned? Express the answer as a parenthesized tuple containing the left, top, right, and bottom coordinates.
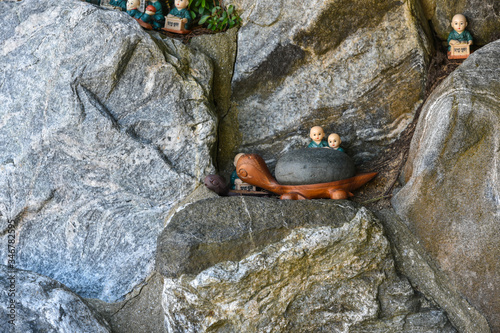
(275, 148, 355, 185)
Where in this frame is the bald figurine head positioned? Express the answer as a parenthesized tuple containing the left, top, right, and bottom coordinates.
(310, 126, 325, 144)
(126, 0, 140, 10)
(234, 153, 245, 167)
(451, 14, 467, 33)
(328, 133, 341, 149)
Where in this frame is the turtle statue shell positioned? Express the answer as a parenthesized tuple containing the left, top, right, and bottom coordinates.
(275, 148, 356, 185)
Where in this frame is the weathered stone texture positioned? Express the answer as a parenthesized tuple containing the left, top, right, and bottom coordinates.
(218, 0, 433, 176)
(0, 265, 111, 332)
(375, 209, 491, 333)
(0, 0, 216, 302)
(392, 40, 500, 332)
(157, 197, 456, 332)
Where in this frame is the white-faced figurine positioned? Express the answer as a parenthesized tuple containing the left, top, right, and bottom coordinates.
(328, 133, 345, 152)
(168, 0, 192, 29)
(126, 0, 142, 18)
(308, 126, 328, 148)
(448, 14, 473, 52)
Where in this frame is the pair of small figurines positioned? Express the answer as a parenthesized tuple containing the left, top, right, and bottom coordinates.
(447, 14, 473, 59)
(307, 126, 344, 152)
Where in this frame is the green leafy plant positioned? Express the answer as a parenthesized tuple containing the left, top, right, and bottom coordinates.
(189, 0, 242, 32)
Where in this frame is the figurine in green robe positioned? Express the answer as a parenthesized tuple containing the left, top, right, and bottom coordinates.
(126, 0, 143, 19)
(168, 0, 192, 30)
(447, 14, 473, 51)
(328, 133, 345, 152)
(308, 126, 328, 148)
(146, 0, 165, 29)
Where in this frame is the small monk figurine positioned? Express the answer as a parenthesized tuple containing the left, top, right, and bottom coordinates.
(447, 14, 473, 54)
(126, 0, 143, 19)
(308, 126, 328, 148)
(140, 5, 160, 29)
(168, 0, 192, 30)
(145, 0, 165, 29)
(328, 133, 345, 152)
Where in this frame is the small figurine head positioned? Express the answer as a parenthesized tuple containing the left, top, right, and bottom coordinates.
(145, 5, 156, 15)
(174, 0, 189, 10)
(126, 0, 140, 10)
(310, 126, 325, 144)
(451, 14, 468, 33)
(234, 153, 245, 167)
(328, 133, 341, 149)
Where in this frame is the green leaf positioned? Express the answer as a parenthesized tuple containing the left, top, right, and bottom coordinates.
(201, 0, 205, 8)
(228, 5, 234, 15)
(199, 15, 210, 24)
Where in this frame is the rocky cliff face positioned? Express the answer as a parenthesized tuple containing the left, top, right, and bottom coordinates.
(0, 0, 498, 332)
(218, 0, 433, 174)
(0, 0, 216, 303)
(157, 198, 456, 333)
(0, 265, 111, 332)
(392, 40, 500, 332)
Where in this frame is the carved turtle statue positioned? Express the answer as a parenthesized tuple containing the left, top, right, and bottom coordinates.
(236, 153, 377, 200)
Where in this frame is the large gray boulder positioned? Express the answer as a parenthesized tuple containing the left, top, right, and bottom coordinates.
(0, 0, 216, 302)
(0, 265, 111, 332)
(392, 40, 500, 332)
(420, 0, 500, 47)
(218, 0, 433, 175)
(156, 197, 456, 332)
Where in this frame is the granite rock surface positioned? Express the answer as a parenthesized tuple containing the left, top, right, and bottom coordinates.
(392, 40, 500, 332)
(157, 197, 456, 332)
(0, 265, 111, 332)
(0, 0, 216, 302)
(218, 0, 433, 175)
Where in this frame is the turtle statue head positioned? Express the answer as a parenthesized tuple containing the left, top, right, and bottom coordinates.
(236, 154, 279, 190)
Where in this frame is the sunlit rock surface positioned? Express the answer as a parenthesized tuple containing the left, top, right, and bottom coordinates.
(0, 265, 111, 332)
(0, 0, 216, 302)
(157, 197, 455, 332)
(393, 40, 500, 332)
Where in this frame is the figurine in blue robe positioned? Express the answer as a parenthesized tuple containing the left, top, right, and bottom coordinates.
(126, 0, 143, 19)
